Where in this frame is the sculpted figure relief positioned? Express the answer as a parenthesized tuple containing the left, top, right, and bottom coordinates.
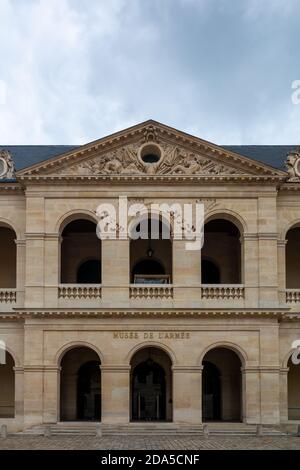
(286, 148, 300, 181)
(56, 142, 244, 177)
(0, 150, 15, 179)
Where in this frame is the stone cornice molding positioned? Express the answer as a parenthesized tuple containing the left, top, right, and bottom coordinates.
(17, 174, 287, 185)
(10, 308, 289, 320)
(0, 182, 24, 193)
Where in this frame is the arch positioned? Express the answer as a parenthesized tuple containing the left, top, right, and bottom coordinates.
(0, 349, 15, 418)
(0, 218, 21, 240)
(130, 345, 173, 422)
(60, 217, 101, 284)
(130, 214, 172, 284)
(126, 341, 177, 366)
(55, 209, 99, 234)
(282, 219, 300, 241)
(0, 344, 21, 367)
(204, 209, 247, 235)
(201, 345, 243, 422)
(55, 341, 104, 366)
(202, 217, 243, 284)
(199, 342, 248, 367)
(282, 349, 296, 369)
(59, 345, 101, 422)
(128, 210, 174, 240)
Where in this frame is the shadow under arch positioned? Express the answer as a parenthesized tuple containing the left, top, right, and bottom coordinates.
(204, 209, 247, 236)
(126, 341, 177, 366)
(198, 341, 248, 368)
(0, 218, 20, 240)
(282, 219, 300, 241)
(55, 209, 99, 234)
(55, 341, 104, 367)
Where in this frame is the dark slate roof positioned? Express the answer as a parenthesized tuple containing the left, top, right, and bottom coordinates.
(0, 144, 299, 181)
(0, 145, 79, 171)
(223, 145, 298, 171)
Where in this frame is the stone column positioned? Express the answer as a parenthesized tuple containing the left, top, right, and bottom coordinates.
(23, 366, 44, 428)
(242, 234, 259, 307)
(279, 367, 289, 423)
(101, 239, 130, 307)
(257, 196, 279, 307)
(44, 234, 60, 308)
(15, 239, 26, 308)
(43, 366, 61, 423)
(172, 366, 202, 425)
(101, 365, 130, 424)
(61, 372, 77, 421)
(260, 368, 280, 425)
(173, 239, 201, 307)
(277, 239, 287, 305)
(13, 367, 24, 426)
(242, 368, 261, 424)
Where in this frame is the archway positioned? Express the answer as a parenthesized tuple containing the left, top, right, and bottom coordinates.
(0, 226, 16, 288)
(60, 219, 101, 284)
(202, 347, 242, 422)
(202, 219, 242, 284)
(0, 350, 15, 417)
(286, 225, 300, 288)
(288, 356, 300, 420)
(130, 347, 172, 421)
(130, 217, 172, 284)
(60, 347, 101, 421)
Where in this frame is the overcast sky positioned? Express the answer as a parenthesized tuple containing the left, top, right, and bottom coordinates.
(0, 0, 299, 145)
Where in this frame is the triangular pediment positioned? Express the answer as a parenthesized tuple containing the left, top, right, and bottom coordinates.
(16, 120, 287, 181)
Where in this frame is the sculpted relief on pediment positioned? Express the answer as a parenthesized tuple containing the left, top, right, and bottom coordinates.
(56, 142, 246, 177)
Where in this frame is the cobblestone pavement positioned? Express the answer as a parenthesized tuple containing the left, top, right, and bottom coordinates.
(0, 435, 300, 450)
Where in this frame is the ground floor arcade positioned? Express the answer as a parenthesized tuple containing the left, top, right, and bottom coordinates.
(0, 313, 300, 432)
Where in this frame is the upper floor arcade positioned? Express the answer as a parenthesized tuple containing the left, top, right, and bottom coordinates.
(0, 120, 300, 312)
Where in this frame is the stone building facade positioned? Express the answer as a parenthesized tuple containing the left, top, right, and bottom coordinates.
(0, 120, 300, 432)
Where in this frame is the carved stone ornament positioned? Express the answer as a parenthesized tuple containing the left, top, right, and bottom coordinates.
(286, 148, 300, 181)
(0, 150, 15, 179)
(56, 143, 246, 177)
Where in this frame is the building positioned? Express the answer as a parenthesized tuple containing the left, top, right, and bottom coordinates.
(0, 120, 300, 432)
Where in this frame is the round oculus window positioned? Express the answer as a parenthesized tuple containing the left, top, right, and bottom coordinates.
(140, 144, 162, 165)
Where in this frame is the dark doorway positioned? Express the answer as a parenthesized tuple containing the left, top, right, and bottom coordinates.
(202, 361, 221, 421)
(202, 259, 220, 284)
(77, 361, 101, 421)
(77, 259, 101, 283)
(60, 347, 101, 422)
(132, 359, 167, 421)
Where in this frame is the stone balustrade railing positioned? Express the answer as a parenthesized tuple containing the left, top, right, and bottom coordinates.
(130, 285, 174, 299)
(0, 289, 17, 303)
(201, 285, 245, 300)
(286, 289, 300, 303)
(58, 284, 102, 299)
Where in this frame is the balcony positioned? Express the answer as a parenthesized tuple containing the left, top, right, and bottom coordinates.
(130, 284, 174, 300)
(286, 289, 300, 303)
(58, 284, 102, 307)
(201, 285, 245, 300)
(0, 288, 17, 303)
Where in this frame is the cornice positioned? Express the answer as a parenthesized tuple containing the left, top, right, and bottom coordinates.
(11, 308, 289, 319)
(0, 182, 24, 194)
(17, 174, 287, 185)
